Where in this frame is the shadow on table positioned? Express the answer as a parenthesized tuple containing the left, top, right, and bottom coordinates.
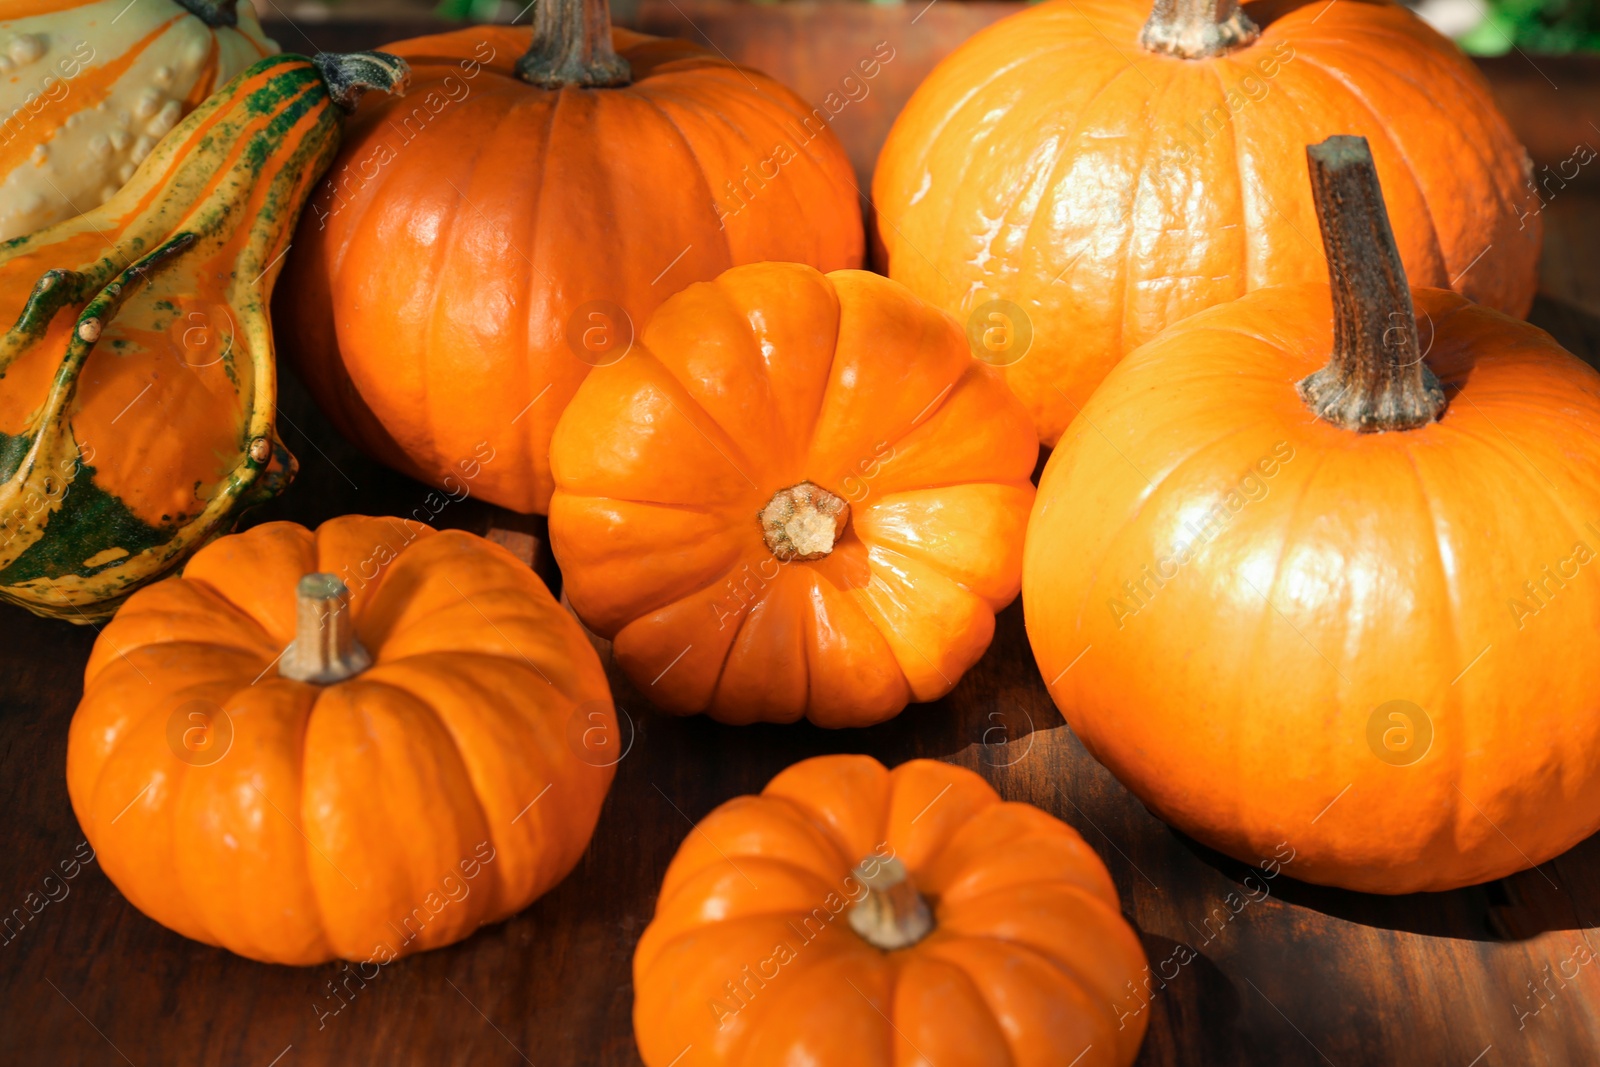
(1167, 822, 1600, 943)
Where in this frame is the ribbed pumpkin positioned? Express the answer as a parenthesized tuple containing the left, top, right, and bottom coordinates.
(278, 0, 864, 516)
(874, 0, 1540, 446)
(548, 263, 1037, 727)
(67, 516, 617, 965)
(0, 51, 407, 621)
(0, 0, 277, 241)
(1023, 136, 1600, 894)
(634, 754, 1149, 1066)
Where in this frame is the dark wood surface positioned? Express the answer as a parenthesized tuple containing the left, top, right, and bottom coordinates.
(8, 6, 1600, 1066)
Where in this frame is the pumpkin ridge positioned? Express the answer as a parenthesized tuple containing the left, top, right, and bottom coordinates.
(625, 90, 740, 270)
(347, 666, 512, 916)
(1114, 61, 1190, 362)
(925, 932, 1124, 1062)
(1283, 53, 1449, 285)
(941, 889, 1141, 1010)
(1208, 59, 1256, 292)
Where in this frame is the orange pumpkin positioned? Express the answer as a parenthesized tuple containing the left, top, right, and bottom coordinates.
(1023, 136, 1600, 894)
(633, 754, 1149, 1066)
(547, 263, 1037, 727)
(873, 0, 1540, 446)
(278, 0, 864, 516)
(66, 515, 616, 964)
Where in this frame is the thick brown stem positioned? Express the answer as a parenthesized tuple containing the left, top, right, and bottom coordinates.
(759, 482, 849, 562)
(1139, 0, 1259, 58)
(279, 574, 372, 684)
(1297, 136, 1447, 433)
(848, 857, 932, 951)
(516, 0, 631, 88)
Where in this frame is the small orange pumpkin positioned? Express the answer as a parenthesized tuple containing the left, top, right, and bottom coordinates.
(633, 754, 1149, 1066)
(1024, 136, 1600, 893)
(548, 263, 1038, 727)
(279, 0, 864, 516)
(67, 515, 616, 964)
(874, 0, 1540, 446)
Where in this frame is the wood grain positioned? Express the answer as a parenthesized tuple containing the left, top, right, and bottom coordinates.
(4, 7, 1600, 1066)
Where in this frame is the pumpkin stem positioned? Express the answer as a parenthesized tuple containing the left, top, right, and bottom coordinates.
(1297, 136, 1447, 433)
(759, 482, 849, 562)
(848, 856, 933, 951)
(1139, 0, 1260, 58)
(279, 574, 373, 684)
(312, 52, 413, 114)
(516, 0, 632, 88)
(174, 0, 238, 27)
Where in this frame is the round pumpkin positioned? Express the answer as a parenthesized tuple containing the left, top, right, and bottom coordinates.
(873, 0, 1540, 447)
(0, 0, 278, 241)
(634, 754, 1149, 1066)
(547, 262, 1038, 727)
(1023, 136, 1600, 894)
(67, 515, 616, 964)
(278, 0, 864, 517)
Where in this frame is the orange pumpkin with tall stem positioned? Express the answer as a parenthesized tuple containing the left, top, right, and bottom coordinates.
(1024, 136, 1600, 893)
(279, 0, 864, 515)
(874, 0, 1540, 446)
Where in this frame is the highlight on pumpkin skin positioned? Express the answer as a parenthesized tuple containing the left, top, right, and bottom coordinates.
(277, 18, 866, 518)
(0, 49, 409, 622)
(1021, 137, 1600, 895)
(65, 516, 618, 965)
(0, 0, 280, 241)
(632, 754, 1149, 1066)
(547, 262, 1039, 728)
(873, 0, 1542, 448)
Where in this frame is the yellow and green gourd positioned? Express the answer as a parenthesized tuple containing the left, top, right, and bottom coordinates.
(0, 50, 409, 620)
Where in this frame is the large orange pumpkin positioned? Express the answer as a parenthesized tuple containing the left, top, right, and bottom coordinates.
(1023, 136, 1600, 894)
(548, 263, 1038, 727)
(67, 515, 616, 964)
(633, 754, 1149, 1066)
(278, 0, 864, 516)
(873, 0, 1540, 446)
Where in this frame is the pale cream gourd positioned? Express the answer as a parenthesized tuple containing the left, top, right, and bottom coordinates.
(0, 0, 276, 241)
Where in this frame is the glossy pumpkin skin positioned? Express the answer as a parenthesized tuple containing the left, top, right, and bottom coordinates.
(0, 0, 277, 241)
(67, 516, 616, 965)
(1023, 285, 1600, 894)
(634, 754, 1149, 1067)
(873, 0, 1540, 446)
(548, 263, 1037, 727)
(0, 52, 403, 620)
(279, 26, 865, 517)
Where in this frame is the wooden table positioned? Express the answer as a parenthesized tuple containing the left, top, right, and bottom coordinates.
(6, 6, 1600, 1065)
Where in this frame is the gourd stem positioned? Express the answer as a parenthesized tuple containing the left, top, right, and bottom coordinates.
(848, 857, 933, 951)
(759, 482, 849, 562)
(516, 0, 632, 88)
(1139, 0, 1260, 58)
(1297, 136, 1447, 432)
(312, 52, 413, 114)
(279, 574, 373, 684)
(174, 0, 238, 27)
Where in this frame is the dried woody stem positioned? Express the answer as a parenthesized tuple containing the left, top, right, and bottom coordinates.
(280, 574, 373, 684)
(848, 857, 933, 951)
(1297, 135, 1447, 433)
(1139, 0, 1260, 59)
(516, 0, 631, 88)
